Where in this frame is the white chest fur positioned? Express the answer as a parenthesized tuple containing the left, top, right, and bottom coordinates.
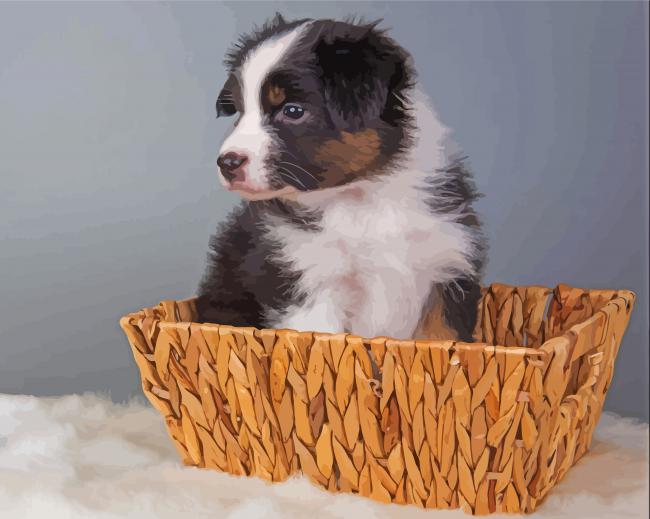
(263, 172, 473, 339)
(263, 90, 476, 339)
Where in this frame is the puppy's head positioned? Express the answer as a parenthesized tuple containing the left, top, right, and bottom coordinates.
(215, 14, 414, 201)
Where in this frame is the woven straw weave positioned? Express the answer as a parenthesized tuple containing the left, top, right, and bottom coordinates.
(120, 283, 635, 515)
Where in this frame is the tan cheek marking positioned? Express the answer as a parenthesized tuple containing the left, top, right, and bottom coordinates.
(315, 129, 381, 183)
(413, 292, 459, 341)
(267, 84, 286, 107)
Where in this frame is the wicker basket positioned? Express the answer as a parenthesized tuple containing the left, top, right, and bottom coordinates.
(120, 283, 634, 515)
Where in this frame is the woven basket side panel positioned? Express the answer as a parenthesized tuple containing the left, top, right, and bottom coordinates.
(122, 308, 297, 480)
(176, 323, 294, 479)
(531, 293, 635, 502)
(542, 287, 634, 403)
(260, 333, 547, 514)
(474, 284, 553, 347)
(120, 315, 195, 465)
(544, 284, 619, 338)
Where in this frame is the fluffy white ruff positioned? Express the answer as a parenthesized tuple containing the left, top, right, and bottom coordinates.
(0, 393, 647, 519)
(264, 90, 477, 339)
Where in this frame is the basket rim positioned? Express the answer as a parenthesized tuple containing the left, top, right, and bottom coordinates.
(119, 283, 635, 360)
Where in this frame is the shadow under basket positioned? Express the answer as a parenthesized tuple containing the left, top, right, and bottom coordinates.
(120, 283, 635, 515)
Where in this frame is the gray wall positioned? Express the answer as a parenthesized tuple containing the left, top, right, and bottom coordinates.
(1, 2, 647, 419)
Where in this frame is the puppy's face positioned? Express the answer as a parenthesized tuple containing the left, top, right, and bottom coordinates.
(215, 16, 413, 201)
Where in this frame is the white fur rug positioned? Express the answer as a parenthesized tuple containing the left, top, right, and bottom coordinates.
(0, 393, 647, 519)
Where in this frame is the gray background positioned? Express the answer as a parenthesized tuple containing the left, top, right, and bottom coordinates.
(1, 1, 648, 419)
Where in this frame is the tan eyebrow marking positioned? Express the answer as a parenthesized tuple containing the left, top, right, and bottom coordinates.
(267, 84, 286, 107)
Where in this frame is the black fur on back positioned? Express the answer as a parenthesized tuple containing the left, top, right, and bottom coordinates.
(425, 157, 487, 342)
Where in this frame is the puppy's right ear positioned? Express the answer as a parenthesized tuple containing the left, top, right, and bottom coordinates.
(216, 75, 239, 118)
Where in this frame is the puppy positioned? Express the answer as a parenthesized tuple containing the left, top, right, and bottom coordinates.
(196, 14, 486, 341)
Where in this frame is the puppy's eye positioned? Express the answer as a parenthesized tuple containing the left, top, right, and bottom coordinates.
(216, 98, 237, 117)
(282, 104, 305, 120)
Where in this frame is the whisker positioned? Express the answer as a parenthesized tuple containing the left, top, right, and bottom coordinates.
(278, 168, 308, 190)
(279, 161, 319, 183)
(278, 169, 307, 189)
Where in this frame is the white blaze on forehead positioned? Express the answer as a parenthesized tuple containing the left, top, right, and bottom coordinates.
(220, 25, 308, 190)
(240, 26, 306, 115)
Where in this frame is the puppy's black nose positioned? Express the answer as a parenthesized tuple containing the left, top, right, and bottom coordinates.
(217, 152, 248, 182)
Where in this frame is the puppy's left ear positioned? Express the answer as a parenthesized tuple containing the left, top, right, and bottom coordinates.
(216, 75, 239, 118)
(313, 20, 412, 131)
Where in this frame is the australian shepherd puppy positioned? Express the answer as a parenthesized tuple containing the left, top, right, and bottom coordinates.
(196, 14, 487, 341)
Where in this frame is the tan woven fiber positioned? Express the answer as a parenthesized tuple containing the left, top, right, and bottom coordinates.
(120, 283, 635, 515)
